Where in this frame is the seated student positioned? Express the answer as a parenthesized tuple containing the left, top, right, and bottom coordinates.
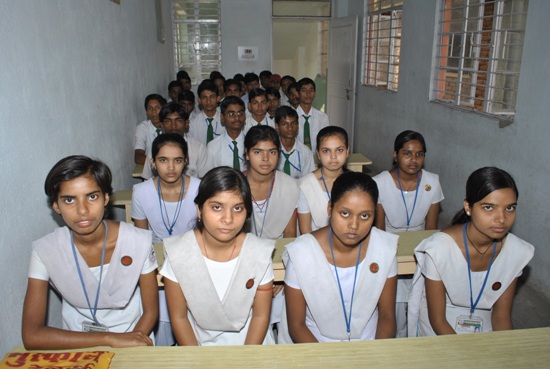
(224, 78, 242, 98)
(207, 96, 247, 172)
(244, 125, 299, 239)
(189, 79, 225, 145)
(373, 130, 444, 337)
(22, 156, 158, 349)
(259, 70, 272, 90)
(408, 167, 534, 337)
(270, 74, 281, 92)
(210, 71, 226, 102)
(161, 167, 276, 346)
(281, 171, 398, 343)
(234, 73, 247, 98)
(242, 72, 260, 105)
(265, 87, 281, 120)
(177, 70, 192, 91)
(132, 133, 200, 346)
(287, 81, 300, 110)
(297, 126, 349, 234)
(178, 90, 199, 122)
(274, 106, 315, 180)
(296, 78, 330, 153)
(134, 94, 166, 165)
(280, 75, 296, 107)
(167, 81, 184, 103)
(244, 88, 275, 134)
(158, 102, 212, 179)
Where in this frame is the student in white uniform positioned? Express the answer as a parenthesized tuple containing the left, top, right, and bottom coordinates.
(244, 88, 275, 134)
(177, 90, 199, 122)
(297, 126, 349, 234)
(22, 156, 158, 349)
(279, 75, 296, 107)
(161, 167, 275, 346)
(408, 167, 534, 337)
(282, 171, 398, 342)
(295, 77, 330, 153)
(134, 94, 166, 165)
(274, 106, 315, 180)
(207, 96, 247, 172)
(189, 79, 224, 145)
(373, 130, 444, 337)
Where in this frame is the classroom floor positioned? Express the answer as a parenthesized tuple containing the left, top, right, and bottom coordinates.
(512, 281, 550, 329)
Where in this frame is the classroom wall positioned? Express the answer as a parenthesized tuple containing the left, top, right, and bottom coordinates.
(0, 1, 173, 355)
(340, 0, 550, 298)
(220, 0, 272, 77)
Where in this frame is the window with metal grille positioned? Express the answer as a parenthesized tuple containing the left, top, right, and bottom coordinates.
(362, 0, 403, 91)
(432, 0, 528, 117)
(172, 0, 221, 84)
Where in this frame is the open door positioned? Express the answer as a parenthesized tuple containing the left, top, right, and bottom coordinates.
(327, 16, 358, 151)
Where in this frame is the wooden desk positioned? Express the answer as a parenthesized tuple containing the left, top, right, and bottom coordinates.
(110, 189, 133, 223)
(346, 153, 373, 172)
(8, 327, 550, 368)
(272, 230, 437, 281)
(132, 164, 144, 179)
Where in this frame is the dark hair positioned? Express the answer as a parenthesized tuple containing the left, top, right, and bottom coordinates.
(151, 133, 188, 162)
(244, 125, 281, 153)
(178, 90, 195, 103)
(197, 79, 219, 97)
(274, 105, 298, 124)
(393, 130, 427, 165)
(144, 94, 166, 111)
(265, 87, 281, 99)
(223, 79, 241, 94)
(259, 70, 272, 80)
(168, 80, 183, 92)
(220, 96, 245, 114)
(194, 167, 252, 231)
(452, 167, 518, 225)
(233, 73, 245, 83)
(297, 77, 316, 91)
(316, 126, 349, 152)
(209, 71, 224, 81)
(244, 72, 259, 84)
(281, 75, 296, 84)
(248, 88, 267, 101)
(159, 102, 189, 122)
(44, 155, 113, 207)
(288, 82, 298, 92)
(330, 171, 379, 209)
(177, 70, 190, 81)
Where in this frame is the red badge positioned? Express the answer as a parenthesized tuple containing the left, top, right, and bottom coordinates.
(246, 278, 254, 289)
(369, 262, 379, 274)
(492, 282, 502, 291)
(121, 256, 133, 266)
(425, 184, 432, 191)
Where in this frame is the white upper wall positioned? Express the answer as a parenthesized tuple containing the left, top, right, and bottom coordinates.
(0, 1, 173, 355)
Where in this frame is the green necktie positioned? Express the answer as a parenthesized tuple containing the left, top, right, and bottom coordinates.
(232, 141, 240, 171)
(302, 115, 311, 149)
(282, 150, 294, 175)
(155, 128, 162, 136)
(206, 118, 214, 143)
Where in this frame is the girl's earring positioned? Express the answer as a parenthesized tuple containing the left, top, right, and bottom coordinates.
(466, 210, 471, 216)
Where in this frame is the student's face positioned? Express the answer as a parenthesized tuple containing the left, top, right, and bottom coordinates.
(328, 189, 375, 248)
(267, 94, 280, 115)
(214, 79, 225, 97)
(271, 80, 281, 90)
(299, 84, 316, 105)
(248, 95, 269, 118)
(197, 190, 247, 244)
(162, 112, 189, 135)
(260, 77, 271, 89)
(52, 175, 109, 238)
(225, 83, 241, 97)
(464, 188, 517, 242)
(281, 79, 293, 95)
(239, 81, 247, 96)
(222, 104, 246, 132)
(246, 80, 260, 93)
(276, 116, 299, 140)
(317, 135, 349, 171)
(246, 139, 279, 176)
(179, 100, 195, 115)
(146, 99, 163, 127)
(288, 88, 300, 107)
(151, 143, 186, 182)
(169, 86, 183, 102)
(393, 140, 425, 176)
(180, 78, 192, 91)
(200, 90, 218, 114)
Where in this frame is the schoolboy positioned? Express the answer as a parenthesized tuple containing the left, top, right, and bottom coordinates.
(210, 71, 226, 102)
(207, 96, 247, 172)
(176, 70, 192, 91)
(134, 94, 166, 165)
(167, 80, 184, 103)
(177, 90, 199, 121)
(223, 78, 242, 98)
(259, 70, 272, 89)
(244, 88, 275, 134)
(233, 73, 247, 98)
(189, 79, 224, 145)
(242, 72, 260, 105)
(270, 74, 281, 91)
(280, 75, 296, 107)
(296, 77, 329, 152)
(274, 106, 315, 179)
(265, 87, 281, 120)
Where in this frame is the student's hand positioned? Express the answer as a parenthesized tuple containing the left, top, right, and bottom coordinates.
(107, 332, 153, 347)
(273, 284, 284, 297)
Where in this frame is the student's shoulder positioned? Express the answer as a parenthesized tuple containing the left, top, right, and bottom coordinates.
(133, 177, 155, 192)
(32, 227, 70, 250)
(372, 170, 391, 182)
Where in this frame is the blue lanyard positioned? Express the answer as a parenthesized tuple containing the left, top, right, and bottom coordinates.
(249, 172, 275, 237)
(283, 150, 302, 173)
(396, 168, 420, 228)
(70, 221, 108, 326)
(227, 143, 245, 162)
(320, 167, 331, 200)
(157, 176, 185, 236)
(328, 227, 363, 341)
(462, 223, 497, 317)
(205, 117, 221, 137)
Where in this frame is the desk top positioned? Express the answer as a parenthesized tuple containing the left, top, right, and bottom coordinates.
(347, 152, 373, 166)
(9, 327, 550, 368)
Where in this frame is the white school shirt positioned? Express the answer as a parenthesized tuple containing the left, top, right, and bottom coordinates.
(243, 115, 275, 135)
(189, 111, 225, 145)
(207, 131, 247, 171)
(296, 105, 329, 153)
(277, 140, 315, 180)
(134, 119, 159, 151)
